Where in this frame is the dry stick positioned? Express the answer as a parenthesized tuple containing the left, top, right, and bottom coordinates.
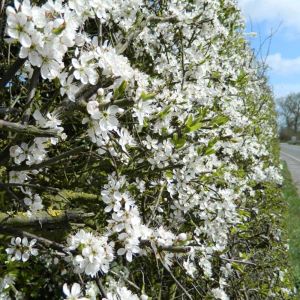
(22, 68, 40, 124)
(0, 58, 26, 88)
(0, 210, 95, 227)
(140, 241, 192, 253)
(0, 119, 60, 137)
(110, 270, 140, 291)
(11, 145, 88, 171)
(158, 253, 193, 300)
(95, 274, 108, 299)
(0, 107, 21, 115)
(220, 257, 256, 266)
(146, 184, 165, 227)
(4, 182, 60, 192)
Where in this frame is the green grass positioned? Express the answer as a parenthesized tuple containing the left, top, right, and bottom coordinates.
(282, 161, 300, 291)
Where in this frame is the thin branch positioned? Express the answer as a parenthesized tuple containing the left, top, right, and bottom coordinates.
(11, 145, 88, 171)
(0, 119, 60, 137)
(147, 184, 166, 226)
(0, 225, 66, 252)
(95, 274, 108, 298)
(141, 241, 193, 253)
(4, 182, 60, 192)
(110, 270, 140, 291)
(220, 257, 256, 266)
(0, 107, 22, 115)
(22, 68, 40, 123)
(158, 253, 193, 300)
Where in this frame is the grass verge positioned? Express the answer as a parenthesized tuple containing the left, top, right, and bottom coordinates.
(282, 161, 300, 291)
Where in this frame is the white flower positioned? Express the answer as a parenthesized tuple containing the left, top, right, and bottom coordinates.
(212, 288, 229, 300)
(0, 275, 15, 291)
(9, 170, 30, 184)
(98, 105, 124, 131)
(31, 6, 47, 28)
(33, 109, 64, 141)
(72, 53, 98, 85)
(85, 282, 100, 300)
(183, 259, 197, 278)
(63, 283, 89, 300)
(67, 230, 114, 277)
(19, 31, 43, 66)
(24, 193, 44, 213)
(105, 286, 140, 300)
(38, 44, 62, 79)
(96, 45, 134, 80)
(117, 232, 140, 262)
(6, 7, 33, 47)
(86, 101, 101, 120)
(6, 237, 38, 262)
(59, 73, 78, 101)
(154, 226, 175, 247)
(117, 128, 136, 153)
(133, 100, 155, 126)
(9, 143, 29, 164)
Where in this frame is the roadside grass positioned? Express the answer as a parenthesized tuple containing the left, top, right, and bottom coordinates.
(282, 161, 300, 290)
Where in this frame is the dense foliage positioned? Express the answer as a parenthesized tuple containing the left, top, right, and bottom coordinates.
(0, 0, 294, 299)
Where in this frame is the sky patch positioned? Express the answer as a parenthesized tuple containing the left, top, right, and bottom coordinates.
(238, 0, 300, 98)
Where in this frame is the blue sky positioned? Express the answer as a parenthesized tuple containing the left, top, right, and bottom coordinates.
(238, 0, 300, 98)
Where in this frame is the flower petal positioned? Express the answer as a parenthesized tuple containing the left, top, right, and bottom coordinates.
(71, 283, 81, 297)
(63, 283, 70, 297)
(19, 32, 31, 48)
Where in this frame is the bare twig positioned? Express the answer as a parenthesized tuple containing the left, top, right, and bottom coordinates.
(0, 225, 66, 252)
(110, 270, 140, 291)
(0, 119, 60, 137)
(4, 182, 60, 192)
(147, 184, 166, 226)
(220, 257, 256, 266)
(141, 241, 193, 253)
(22, 68, 40, 123)
(95, 274, 108, 298)
(11, 145, 88, 171)
(158, 253, 193, 300)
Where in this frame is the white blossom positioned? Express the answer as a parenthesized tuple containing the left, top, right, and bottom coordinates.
(63, 283, 89, 300)
(6, 237, 38, 262)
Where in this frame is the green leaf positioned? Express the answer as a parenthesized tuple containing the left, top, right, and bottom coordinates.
(231, 262, 244, 273)
(211, 71, 221, 81)
(185, 115, 193, 127)
(158, 105, 171, 118)
(205, 148, 216, 155)
(185, 117, 203, 133)
(172, 133, 186, 149)
(114, 80, 127, 99)
(52, 24, 66, 35)
(207, 137, 218, 148)
(165, 170, 173, 179)
(140, 91, 156, 101)
(188, 122, 202, 132)
(212, 115, 229, 127)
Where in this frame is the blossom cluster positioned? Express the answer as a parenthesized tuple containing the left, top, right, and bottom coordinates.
(67, 230, 114, 277)
(0, 0, 293, 298)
